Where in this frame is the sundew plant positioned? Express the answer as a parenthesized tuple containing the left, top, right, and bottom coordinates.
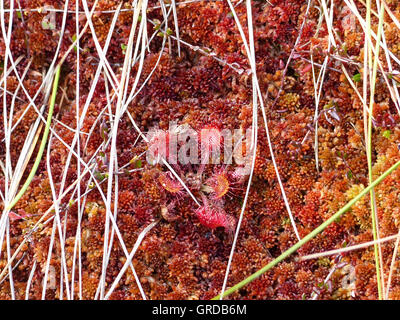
(1, 0, 400, 300)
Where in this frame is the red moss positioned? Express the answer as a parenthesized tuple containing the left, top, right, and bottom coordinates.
(195, 196, 236, 233)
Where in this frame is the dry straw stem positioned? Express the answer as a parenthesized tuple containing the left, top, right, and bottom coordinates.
(299, 233, 400, 261)
(5, 65, 61, 212)
(366, 0, 386, 300)
(213, 158, 400, 299)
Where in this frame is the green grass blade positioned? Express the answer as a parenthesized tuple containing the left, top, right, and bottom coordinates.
(212, 158, 400, 300)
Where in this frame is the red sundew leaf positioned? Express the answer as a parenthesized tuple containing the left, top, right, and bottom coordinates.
(195, 196, 236, 233)
(9, 211, 22, 221)
(301, 64, 312, 75)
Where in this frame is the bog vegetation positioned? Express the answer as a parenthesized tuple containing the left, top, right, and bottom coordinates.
(1, 0, 400, 300)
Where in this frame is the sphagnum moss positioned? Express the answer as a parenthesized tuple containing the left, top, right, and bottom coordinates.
(1, 0, 400, 300)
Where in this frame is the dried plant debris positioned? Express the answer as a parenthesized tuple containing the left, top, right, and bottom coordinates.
(0, 0, 400, 300)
